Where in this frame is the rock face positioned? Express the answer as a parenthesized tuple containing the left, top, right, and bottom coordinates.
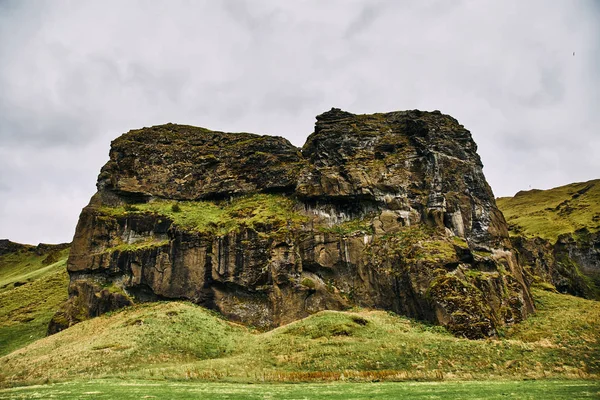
(50, 109, 534, 338)
(97, 124, 304, 202)
(511, 231, 600, 299)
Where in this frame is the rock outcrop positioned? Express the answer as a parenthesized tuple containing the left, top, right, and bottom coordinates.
(0, 240, 27, 256)
(50, 109, 535, 338)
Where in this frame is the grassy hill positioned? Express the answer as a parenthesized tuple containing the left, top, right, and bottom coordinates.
(1, 284, 598, 387)
(497, 179, 600, 242)
(0, 244, 70, 356)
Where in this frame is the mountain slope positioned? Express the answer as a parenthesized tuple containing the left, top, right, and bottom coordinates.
(0, 242, 70, 356)
(497, 179, 600, 242)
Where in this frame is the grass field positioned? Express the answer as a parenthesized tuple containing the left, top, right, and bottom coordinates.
(497, 179, 600, 242)
(0, 379, 598, 399)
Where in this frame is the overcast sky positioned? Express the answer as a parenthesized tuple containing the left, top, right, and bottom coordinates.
(1, 0, 599, 245)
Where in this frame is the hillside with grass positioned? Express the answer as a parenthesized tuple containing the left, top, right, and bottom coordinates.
(497, 179, 600, 242)
(0, 242, 70, 356)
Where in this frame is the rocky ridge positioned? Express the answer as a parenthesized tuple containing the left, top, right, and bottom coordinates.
(0, 239, 69, 262)
(50, 109, 535, 338)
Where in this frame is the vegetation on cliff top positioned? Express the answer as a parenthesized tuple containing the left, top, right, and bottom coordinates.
(100, 193, 307, 236)
(497, 179, 600, 242)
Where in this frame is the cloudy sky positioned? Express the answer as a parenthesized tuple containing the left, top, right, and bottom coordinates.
(0, 0, 599, 245)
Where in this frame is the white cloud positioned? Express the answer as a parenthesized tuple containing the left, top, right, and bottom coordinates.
(0, 0, 598, 243)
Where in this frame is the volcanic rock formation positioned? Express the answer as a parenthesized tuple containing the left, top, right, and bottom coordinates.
(49, 109, 535, 338)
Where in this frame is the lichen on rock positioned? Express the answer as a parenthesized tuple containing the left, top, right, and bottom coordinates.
(49, 108, 535, 338)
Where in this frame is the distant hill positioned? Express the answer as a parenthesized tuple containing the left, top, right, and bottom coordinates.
(497, 180, 600, 299)
(497, 179, 600, 242)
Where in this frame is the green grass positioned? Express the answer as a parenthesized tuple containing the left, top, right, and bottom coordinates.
(1, 288, 598, 387)
(99, 193, 307, 236)
(497, 179, 600, 242)
(501, 288, 600, 366)
(318, 218, 374, 235)
(0, 247, 69, 293)
(0, 248, 70, 356)
(0, 380, 598, 399)
(104, 239, 170, 253)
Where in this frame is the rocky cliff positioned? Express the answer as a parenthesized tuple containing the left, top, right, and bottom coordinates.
(497, 180, 600, 299)
(49, 109, 534, 338)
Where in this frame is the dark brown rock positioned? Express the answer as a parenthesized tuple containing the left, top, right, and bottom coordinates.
(96, 123, 304, 203)
(49, 109, 535, 338)
(48, 279, 133, 335)
(0, 239, 31, 255)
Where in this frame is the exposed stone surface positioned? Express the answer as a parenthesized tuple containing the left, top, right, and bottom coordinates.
(47, 279, 132, 335)
(512, 230, 600, 299)
(0, 240, 28, 256)
(50, 109, 535, 338)
(97, 123, 304, 203)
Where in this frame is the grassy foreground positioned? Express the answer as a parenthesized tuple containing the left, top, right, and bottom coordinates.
(0, 379, 599, 400)
(1, 286, 598, 387)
